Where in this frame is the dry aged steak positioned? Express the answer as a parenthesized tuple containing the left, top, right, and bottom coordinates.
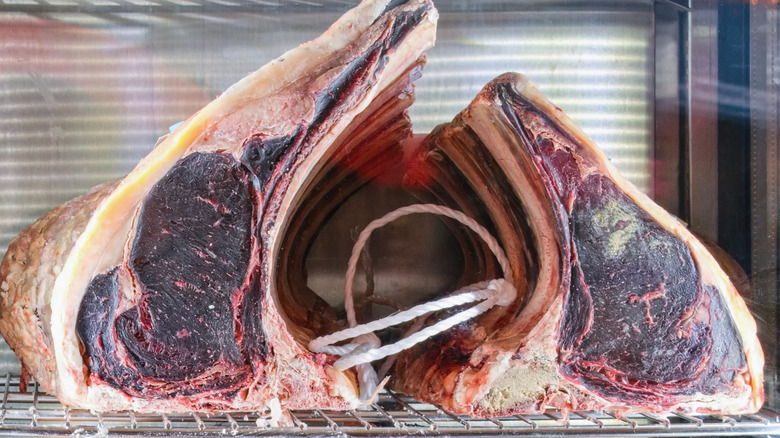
(0, 0, 437, 412)
(394, 73, 764, 416)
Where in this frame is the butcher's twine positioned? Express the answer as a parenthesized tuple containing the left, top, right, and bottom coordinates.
(308, 204, 517, 403)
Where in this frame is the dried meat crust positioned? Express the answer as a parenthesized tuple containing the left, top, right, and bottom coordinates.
(394, 73, 763, 416)
(0, 0, 437, 413)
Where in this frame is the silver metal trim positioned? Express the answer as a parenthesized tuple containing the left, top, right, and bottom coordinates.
(655, 0, 691, 12)
(653, 0, 684, 216)
(687, 0, 719, 240)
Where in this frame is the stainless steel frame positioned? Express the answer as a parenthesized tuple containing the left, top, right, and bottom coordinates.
(686, 0, 720, 241)
(750, 2, 779, 393)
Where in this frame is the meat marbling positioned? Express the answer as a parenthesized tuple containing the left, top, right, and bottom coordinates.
(394, 73, 764, 416)
(0, 0, 764, 417)
(0, 0, 437, 412)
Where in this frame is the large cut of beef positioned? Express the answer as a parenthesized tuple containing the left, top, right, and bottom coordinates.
(394, 73, 764, 415)
(0, 0, 437, 412)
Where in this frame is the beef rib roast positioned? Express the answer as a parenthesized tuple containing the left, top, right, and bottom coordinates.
(0, 0, 765, 417)
(0, 0, 437, 412)
(393, 73, 764, 416)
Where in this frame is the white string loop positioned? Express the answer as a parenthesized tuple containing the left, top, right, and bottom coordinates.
(340, 204, 514, 329)
(307, 204, 516, 403)
(332, 279, 515, 371)
(308, 281, 492, 352)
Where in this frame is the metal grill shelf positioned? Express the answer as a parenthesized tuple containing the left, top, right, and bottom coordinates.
(0, 375, 776, 437)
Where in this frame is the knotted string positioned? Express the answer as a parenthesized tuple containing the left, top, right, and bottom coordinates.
(308, 204, 516, 403)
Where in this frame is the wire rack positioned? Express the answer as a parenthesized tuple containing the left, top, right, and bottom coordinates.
(0, 375, 776, 437)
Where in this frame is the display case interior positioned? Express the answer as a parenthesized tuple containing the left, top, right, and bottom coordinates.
(0, 0, 778, 435)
